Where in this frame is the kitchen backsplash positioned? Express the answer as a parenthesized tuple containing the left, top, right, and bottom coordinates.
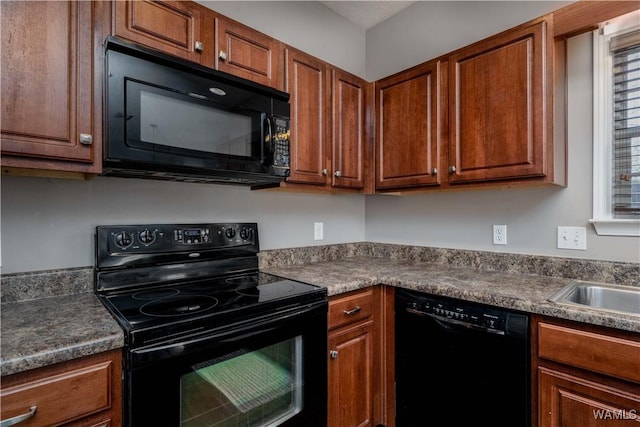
(2, 243, 638, 303)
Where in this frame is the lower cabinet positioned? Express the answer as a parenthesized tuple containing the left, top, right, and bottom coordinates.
(0, 349, 122, 427)
(328, 286, 386, 427)
(533, 316, 640, 427)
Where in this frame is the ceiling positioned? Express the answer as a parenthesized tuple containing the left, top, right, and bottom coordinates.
(320, 1, 417, 30)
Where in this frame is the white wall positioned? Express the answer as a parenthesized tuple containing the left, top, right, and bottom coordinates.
(0, 176, 364, 273)
(365, 32, 640, 263)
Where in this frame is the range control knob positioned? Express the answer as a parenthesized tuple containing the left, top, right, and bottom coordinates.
(225, 228, 236, 239)
(139, 229, 156, 245)
(115, 231, 133, 248)
(239, 227, 252, 240)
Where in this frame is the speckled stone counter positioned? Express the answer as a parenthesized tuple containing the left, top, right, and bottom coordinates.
(261, 256, 640, 333)
(2, 243, 638, 377)
(1, 292, 124, 377)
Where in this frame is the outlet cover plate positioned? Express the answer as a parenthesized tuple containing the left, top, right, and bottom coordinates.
(557, 226, 587, 250)
(314, 222, 324, 241)
(493, 225, 507, 245)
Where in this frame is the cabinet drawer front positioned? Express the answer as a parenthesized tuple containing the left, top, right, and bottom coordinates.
(538, 323, 640, 384)
(0, 361, 112, 426)
(329, 288, 374, 330)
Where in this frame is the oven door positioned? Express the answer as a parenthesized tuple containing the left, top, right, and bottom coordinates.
(124, 301, 327, 427)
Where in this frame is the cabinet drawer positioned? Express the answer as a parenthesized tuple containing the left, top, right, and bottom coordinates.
(1, 360, 112, 426)
(538, 322, 640, 384)
(329, 288, 374, 330)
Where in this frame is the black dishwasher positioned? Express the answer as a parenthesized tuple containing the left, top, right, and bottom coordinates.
(395, 288, 530, 426)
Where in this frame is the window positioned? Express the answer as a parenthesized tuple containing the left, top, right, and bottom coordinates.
(591, 10, 640, 236)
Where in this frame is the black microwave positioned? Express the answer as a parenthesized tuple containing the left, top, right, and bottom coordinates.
(103, 36, 290, 188)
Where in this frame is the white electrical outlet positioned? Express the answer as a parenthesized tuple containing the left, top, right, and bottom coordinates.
(557, 226, 587, 250)
(493, 225, 507, 245)
(314, 222, 324, 241)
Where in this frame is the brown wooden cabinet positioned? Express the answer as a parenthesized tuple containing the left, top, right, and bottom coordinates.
(0, 350, 122, 427)
(285, 47, 331, 186)
(114, 0, 215, 65)
(214, 16, 285, 90)
(284, 47, 370, 191)
(114, 1, 285, 90)
(533, 316, 640, 427)
(328, 287, 384, 427)
(448, 18, 553, 184)
(1, 1, 108, 176)
(331, 69, 370, 190)
(375, 60, 444, 190)
(374, 16, 564, 192)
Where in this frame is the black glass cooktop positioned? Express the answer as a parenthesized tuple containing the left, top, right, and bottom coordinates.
(98, 271, 325, 346)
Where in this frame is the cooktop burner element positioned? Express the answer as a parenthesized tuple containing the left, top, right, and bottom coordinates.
(94, 223, 327, 349)
(140, 295, 219, 317)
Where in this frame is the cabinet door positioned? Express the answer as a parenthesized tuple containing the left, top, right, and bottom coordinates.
(539, 367, 640, 427)
(1, 1, 97, 166)
(332, 69, 369, 190)
(448, 20, 551, 184)
(215, 16, 284, 90)
(375, 60, 443, 190)
(114, 0, 213, 65)
(286, 48, 330, 185)
(328, 321, 375, 427)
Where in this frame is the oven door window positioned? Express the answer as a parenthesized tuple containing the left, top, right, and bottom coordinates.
(180, 336, 303, 427)
(126, 80, 263, 161)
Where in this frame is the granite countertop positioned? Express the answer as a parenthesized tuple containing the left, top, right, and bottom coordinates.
(1, 292, 124, 376)
(2, 253, 638, 377)
(262, 257, 640, 333)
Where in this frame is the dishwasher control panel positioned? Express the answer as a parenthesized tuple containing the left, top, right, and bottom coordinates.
(403, 292, 508, 333)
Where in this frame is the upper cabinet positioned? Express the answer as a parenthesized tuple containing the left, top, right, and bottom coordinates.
(284, 47, 370, 191)
(113, 0, 285, 90)
(1, 1, 108, 176)
(376, 60, 444, 190)
(114, 0, 214, 65)
(448, 19, 552, 184)
(214, 16, 285, 90)
(332, 69, 370, 190)
(374, 16, 564, 192)
(285, 48, 330, 185)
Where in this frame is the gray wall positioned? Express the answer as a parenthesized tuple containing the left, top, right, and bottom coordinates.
(2, 1, 637, 273)
(0, 177, 364, 273)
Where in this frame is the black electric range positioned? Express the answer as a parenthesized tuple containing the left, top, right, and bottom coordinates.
(94, 223, 327, 350)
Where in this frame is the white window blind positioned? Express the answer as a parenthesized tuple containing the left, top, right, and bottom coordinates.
(611, 32, 640, 218)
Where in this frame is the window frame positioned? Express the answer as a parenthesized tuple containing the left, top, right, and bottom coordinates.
(590, 10, 640, 237)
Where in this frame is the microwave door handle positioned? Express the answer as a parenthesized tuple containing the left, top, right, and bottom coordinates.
(264, 115, 274, 160)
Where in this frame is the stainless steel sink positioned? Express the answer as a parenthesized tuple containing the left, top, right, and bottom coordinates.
(548, 280, 640, 316)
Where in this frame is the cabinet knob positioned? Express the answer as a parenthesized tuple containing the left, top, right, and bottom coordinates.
(322, 168, 328, 176)
(79, 133, 92, 145)
(431, 168, 438, 175)
(334, 170, 342, 177)
(330, 350, 338, 359)
(194, 41, 204, 53)
(448, 166, 457, 173)
(219, 50, 227, 61)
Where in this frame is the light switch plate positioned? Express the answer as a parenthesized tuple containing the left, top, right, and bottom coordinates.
(557, 226, 587, 250)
